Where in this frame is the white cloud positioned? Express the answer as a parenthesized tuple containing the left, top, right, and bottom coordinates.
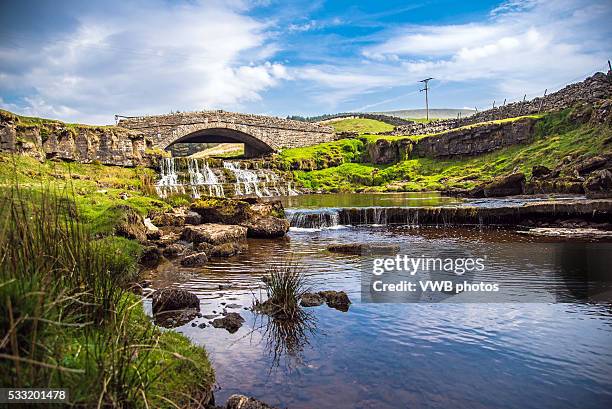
(0, 0, 287, 124)
(299, 0, 611, 109)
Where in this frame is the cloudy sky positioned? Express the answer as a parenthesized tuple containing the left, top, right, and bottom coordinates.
(1, 0, 611, 124)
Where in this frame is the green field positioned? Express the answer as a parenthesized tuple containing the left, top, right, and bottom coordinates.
(328, 117, 395, 134)
(283, 108, 611, 192)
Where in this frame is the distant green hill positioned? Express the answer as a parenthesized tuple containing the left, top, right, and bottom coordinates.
(375, 108, 476, 119)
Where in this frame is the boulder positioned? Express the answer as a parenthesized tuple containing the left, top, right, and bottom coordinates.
(211, 312, 244, 333)
(584, 169, 612, 198)
(151, 211, 185, 227)
(242, 216, 289, 238)
(482, 172, 525, 197)
(180, 251, 209, 267)
(225, 395, 278, 409)
(531, 165, 551, 179)
(143, 218, 161, 240)
(181, 224, 248, 245)
(575, 156, 610, 175)
(318, 290, 351, 312)
(327, 243, 400, 255)
(154, 308, 199, 328)
(114, 205, 146, 242)
(190, 198, 251, 224)
(162, 243, 187, 259)
(184, 211, 202, 225)
(300, 292, 325, 307)
(152, 288, 200, 314)
(140, 246, 163, 268)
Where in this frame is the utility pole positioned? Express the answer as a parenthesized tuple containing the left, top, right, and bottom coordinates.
(419, 78, 433, 121)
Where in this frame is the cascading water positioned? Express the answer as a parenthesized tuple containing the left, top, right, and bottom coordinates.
(286, 209, 342, 230)
(156, 157, 183, 198)
(187, 159, 224, 198)
(223, 162, 262, 196)
(155, 157, 298, 199)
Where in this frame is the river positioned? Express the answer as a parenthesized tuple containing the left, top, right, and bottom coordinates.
(145, 192, 612, 409)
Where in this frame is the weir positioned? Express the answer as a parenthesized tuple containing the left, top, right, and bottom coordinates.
(286, 200, 612, 229)
(155, 157, 299, 199)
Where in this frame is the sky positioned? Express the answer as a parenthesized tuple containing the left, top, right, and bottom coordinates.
(0, 0, 611, 124)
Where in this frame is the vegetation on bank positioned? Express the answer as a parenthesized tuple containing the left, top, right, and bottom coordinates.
(329, 118, 394, 134)
(283, 108, 612, 192)
(0, 157, 214, 407)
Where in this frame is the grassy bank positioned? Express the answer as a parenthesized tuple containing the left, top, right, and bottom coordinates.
(328, 117, 394, 134)
(0, 156, 214, 407)
(284, 108, 612, 192)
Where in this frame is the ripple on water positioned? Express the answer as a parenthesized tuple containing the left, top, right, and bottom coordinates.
(146, 224, 612, 409)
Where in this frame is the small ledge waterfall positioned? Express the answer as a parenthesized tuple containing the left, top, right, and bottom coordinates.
(156, 157, 299, 199)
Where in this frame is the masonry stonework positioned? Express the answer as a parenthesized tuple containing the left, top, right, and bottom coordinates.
(119, 110, 335, 157)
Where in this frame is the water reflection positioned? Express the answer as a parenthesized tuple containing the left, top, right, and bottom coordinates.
(253, 309, 319, 372)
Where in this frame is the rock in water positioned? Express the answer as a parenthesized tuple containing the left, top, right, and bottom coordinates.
(180, 251, 209, 267)
(241, 216, 290, 238)
(318, 290, 351, 312)
(300, 292, 325, 307)
(181, 224, 248, 245)
(482, 172, 526, 197)
(140, 246, 163, 268)
(211, 312, 245, 333)
(152, 288, 200, 314)
(225, 394, 279, 409)
(327, 243, 400, 255)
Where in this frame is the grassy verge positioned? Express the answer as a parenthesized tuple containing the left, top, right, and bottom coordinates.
(290, 109, 611, 192)
(328, 118, 394, 134)
(0, 157, 214, 407)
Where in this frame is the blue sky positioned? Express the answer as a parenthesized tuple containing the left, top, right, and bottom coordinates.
(1, 0, 611, 124)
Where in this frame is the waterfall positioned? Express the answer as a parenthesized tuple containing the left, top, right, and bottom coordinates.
(156, 157, 183, 198)
(187, 158, 224, 198)
(286, 209, 342, 230)
(223, 161, 262, 197)
(155, 157, 297, 199)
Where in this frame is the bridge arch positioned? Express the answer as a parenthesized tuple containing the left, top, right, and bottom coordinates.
(158, 122, 275, 158)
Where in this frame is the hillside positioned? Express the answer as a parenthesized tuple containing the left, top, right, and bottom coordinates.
(375, 108, 476, 119)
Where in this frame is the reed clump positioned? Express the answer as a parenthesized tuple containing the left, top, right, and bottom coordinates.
(0, 182, 213, 407)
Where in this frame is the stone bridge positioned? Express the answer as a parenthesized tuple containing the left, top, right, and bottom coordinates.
(118, 110, 335, 157)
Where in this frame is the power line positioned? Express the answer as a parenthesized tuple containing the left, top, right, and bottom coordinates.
(419, 78, 433, 121)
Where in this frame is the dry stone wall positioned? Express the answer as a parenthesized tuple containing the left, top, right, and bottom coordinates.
(390, 71, 612, 136)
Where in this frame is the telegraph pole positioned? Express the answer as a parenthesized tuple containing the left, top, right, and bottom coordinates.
(419, 78, 433, 121)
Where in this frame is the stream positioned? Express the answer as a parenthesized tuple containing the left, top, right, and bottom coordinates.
(145, 192, 612, 409)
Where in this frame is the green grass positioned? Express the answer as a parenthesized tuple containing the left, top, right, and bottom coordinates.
(278, 138, 365, 170)
(0, 154, 170, 236)
(329, 118, 395, 134)
(291, 109, 611, 192)
(0, 184, 214, 407)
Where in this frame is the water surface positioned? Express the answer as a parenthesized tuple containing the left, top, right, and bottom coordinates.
(146, 193, 612, 408)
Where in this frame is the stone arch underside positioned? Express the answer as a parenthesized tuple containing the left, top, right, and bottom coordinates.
(162, 127, 275, 158)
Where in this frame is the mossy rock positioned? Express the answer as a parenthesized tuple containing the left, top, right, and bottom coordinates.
(191, 197, 251, 224)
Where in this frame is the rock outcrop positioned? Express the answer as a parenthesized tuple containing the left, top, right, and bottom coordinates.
(0, 110, 160, 166)
(152, 288, 200, 314)
(481, 172, 526, 197)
